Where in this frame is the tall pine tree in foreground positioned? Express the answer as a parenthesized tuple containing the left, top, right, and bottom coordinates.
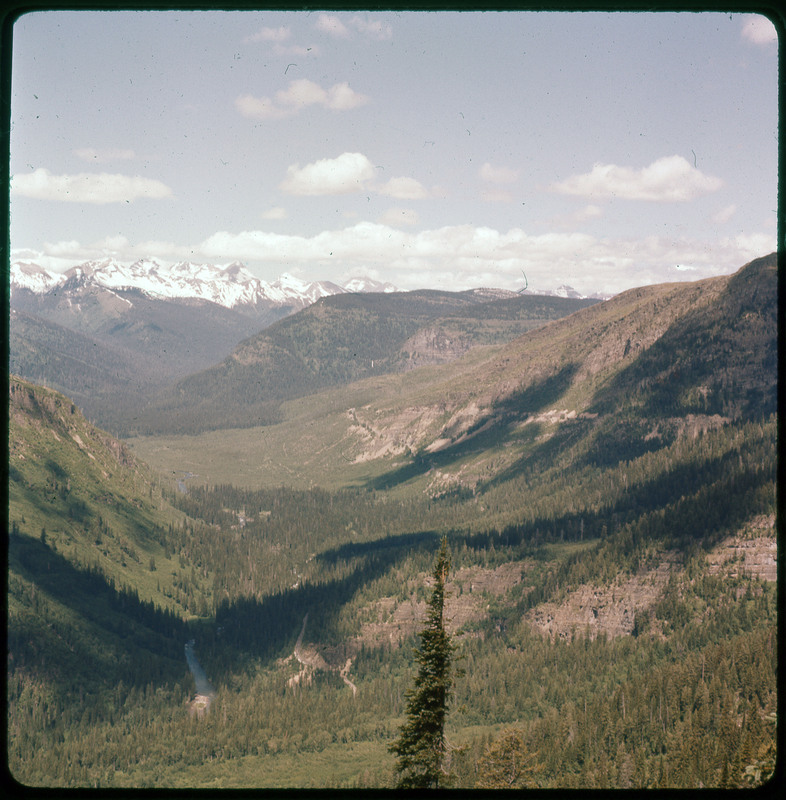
(390, 536, 454, 788)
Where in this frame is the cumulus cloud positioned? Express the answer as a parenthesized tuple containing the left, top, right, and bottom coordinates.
(278, 152, 430, 199)
(73, 147, 135, 163)
(235, 94, 288, 120)
(280, 152, 377, 196)
(315, 13, 350, 38)
(19, 235, 195, 272)
(24, 224, 776, 296)
(235, 79, 368, 120)
(551, 155, 723, 202)
(741, 15, 777, 45)
(10, 168, 173, 203)
(261, 206, 287, 220)
(377, 176, 430, 200)
(480, 162, 519, 184)
(244, 26, 317, 56)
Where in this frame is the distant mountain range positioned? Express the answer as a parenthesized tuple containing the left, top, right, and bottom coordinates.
(8, 253, 777, 789)
(10, 259, 398, 311)
(9, 257, 603, 435)
(130, 252, 777, 487)
(10, 258, 599, 307)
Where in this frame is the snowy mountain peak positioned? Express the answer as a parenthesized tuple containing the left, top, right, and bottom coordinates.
(9, 258, 380, 311)
(10, 262, 64, 293)
(541, 284, 586, 299)
(343, 277, 398, 294)
(221, 261, 255, 282)
(274, 272, 312, 293)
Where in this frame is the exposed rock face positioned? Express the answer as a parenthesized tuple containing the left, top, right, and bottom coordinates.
(525, 517, 776, 643)
(526, 553, 680, 641)
(706, 515, 776, 583)
(280, 561, 529, 688)
(401, 327, 472, 370)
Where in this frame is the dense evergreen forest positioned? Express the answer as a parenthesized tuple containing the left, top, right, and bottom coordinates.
(8, 406, 777, 787)
(7, 256, 778, 788)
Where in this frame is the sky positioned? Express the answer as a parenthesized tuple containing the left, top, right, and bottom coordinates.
(8, 9, 779, 296)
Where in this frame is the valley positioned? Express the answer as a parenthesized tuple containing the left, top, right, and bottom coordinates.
(6, 253, 778, 789)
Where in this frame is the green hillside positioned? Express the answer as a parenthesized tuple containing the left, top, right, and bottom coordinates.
(8, 376, 216, 617)
(129, 254, 777, 496)
(9, 310, 160, 426)
(7, 255, 777, 789)
(10, 290, 286, 436)
(130, 289, 596, 436)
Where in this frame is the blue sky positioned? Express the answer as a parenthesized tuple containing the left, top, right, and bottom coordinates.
(9, 10, 778, 295)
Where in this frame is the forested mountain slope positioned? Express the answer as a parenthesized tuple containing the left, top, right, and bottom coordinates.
(129, 289, 596, 436)
(8, 376, 211, 616)
(8, 254, 778, 789)
(9, 288, 288, 434)
(130, 253, 777, 496)
(10, 310, 163, 427)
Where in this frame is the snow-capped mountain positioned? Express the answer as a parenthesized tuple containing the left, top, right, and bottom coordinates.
(539, 284, 586, 300)
(10, 258, 399, 311)
(270, 273, 345, 306)
(10, 262, 65, 294)
(343, 277, 398, 294)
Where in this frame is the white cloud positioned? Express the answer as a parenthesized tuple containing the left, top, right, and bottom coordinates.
(24, 224, 776, 296)
(315, 13, 350, 38)
(480, 162, 519, 184)
(280, 152, 377, 196)
(379, 207, 419, 226)
(20, 235, 193, 272)
(722, 232, 778, 260)
(377, 176, 430, 200)
(244, 26, 291, 43)
(277, 79, 368, 111)
(243, 27, 318, 56)
(350, 15, 393, 40)
(235, 94, 289, 121)
(278, 153, 429, 199)
(712, 204, 737, 224)
(551, 155, 723, 202)
(10, 168, 173, 203)
(741, 15, 777, 45)
(322, 82, 369, 111)
(261, 206, 287, 220)
(235, 80, 368, 120)
(73, 147, 135, 163)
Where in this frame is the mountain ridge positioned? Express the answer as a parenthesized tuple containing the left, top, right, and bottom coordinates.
(127, 253, 777, 495)
(128, 289, 599, 436)
(8, 255, 777, 789)
(10, 258, 399, 312)
(10, 257, 603, 308)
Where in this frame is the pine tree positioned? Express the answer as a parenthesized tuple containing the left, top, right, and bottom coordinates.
(389, 536, 454, 788)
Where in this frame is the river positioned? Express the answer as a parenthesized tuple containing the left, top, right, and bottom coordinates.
(177, 471, 196, 494)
